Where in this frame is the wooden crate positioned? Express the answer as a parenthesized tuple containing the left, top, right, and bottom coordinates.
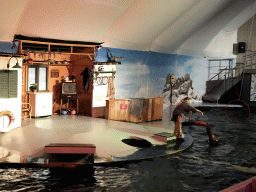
(151, 97, 163, 120)
(108, 99, 131, 121)
(129, 98, 147, 123)
(144, 97, 153, 122)
(106, 97, 163, 122)
(130, 97, 163, 122)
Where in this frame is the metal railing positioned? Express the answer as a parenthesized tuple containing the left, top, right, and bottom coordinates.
(208, 67, 241, 94)
(208, 67, 228, 81)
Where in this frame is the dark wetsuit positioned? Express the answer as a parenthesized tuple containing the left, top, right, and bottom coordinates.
(171, 102, 197, 122)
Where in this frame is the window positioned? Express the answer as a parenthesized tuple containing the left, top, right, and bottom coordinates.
(0, 70, 18, 98)
(27, 65, 48, 92)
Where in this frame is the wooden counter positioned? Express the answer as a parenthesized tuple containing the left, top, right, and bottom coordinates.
(105, 97, 163, 123)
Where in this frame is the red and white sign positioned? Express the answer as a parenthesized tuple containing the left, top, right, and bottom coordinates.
(120, 104, 127, 110)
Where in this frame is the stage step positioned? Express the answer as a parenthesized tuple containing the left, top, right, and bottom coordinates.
(44, 143, 96, 154)
(44, 143, 96, 164)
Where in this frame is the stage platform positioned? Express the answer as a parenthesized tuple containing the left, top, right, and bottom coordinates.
(0, 101, 242, 167)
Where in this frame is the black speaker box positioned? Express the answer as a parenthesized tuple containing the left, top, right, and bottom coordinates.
(238, 42, 246, 53)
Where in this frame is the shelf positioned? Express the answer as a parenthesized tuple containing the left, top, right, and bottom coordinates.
(61, 108, 77, 110)
(94, 71, 116, 73)
(63, 52, 94, 55)
(94, 62, 121, 65)
(23, 63, 49, 66)
(49, 64, 70, 66)
(19, 39, 99, 48)
(23, 63, 70, 66)
(20, 40, 96, 56)
(94, 71, 116, 78)
(15, 35, 100, 61)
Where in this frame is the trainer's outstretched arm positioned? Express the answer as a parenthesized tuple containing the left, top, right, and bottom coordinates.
(196, 109, 203, 116)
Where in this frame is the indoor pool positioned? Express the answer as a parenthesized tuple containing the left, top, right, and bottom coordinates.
(1, 107, 256, 192)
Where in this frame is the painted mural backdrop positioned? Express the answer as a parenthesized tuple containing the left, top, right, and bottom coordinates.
(250, 74, 256, 101)
(96, 47, 208, 109)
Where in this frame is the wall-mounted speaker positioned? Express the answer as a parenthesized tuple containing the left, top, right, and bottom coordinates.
(238, 42, 246, 53)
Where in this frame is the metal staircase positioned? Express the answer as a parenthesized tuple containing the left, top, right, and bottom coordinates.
(202, 61, 241, 103)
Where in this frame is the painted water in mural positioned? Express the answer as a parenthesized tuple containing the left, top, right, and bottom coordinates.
(96, 47, 208, 108)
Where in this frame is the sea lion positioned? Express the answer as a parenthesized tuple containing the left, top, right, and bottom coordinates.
(195, 121, 218, 146)
(205, 124, 218, 146)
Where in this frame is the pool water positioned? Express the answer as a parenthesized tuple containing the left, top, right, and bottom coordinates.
(1, 108, 256, 192)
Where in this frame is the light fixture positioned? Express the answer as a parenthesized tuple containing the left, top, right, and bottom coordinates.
(96, 45, 102, 50)
(8, 56, 22, 68)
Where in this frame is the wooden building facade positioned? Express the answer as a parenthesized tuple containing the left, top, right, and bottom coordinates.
(14, 35, 102, 117)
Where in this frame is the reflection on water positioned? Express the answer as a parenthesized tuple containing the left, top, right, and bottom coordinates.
(0, 168, 48, 191)
(1, 108, 256, 191)
(94, 166, 133, 191)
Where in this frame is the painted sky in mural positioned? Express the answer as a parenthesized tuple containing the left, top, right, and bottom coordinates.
(96, 47, 208, 103)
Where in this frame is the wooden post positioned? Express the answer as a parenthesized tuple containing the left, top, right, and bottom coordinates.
(170, 74, 175, 105)
(171, 83, 172, 105)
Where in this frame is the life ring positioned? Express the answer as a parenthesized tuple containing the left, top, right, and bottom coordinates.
(0, 110, 15, 128)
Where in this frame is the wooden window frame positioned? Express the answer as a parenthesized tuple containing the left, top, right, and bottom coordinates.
(27, 65, 49, 92)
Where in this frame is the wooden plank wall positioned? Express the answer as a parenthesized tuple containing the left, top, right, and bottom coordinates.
(22, 64, 70, 115)
(22, 53, 95, 116)
(49, 65, 69, 114)
(71, 54, 94, 116)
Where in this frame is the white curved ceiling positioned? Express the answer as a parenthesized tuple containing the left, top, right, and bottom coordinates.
(0, 0, 256, 58)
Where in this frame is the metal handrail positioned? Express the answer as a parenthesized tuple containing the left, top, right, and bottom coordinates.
(208, 67, 240, 81)
(208, 67, 227, 81)
(222, 67, 240, 93)
(206, 62, 243, 103)
(208, 66, 236, 93)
